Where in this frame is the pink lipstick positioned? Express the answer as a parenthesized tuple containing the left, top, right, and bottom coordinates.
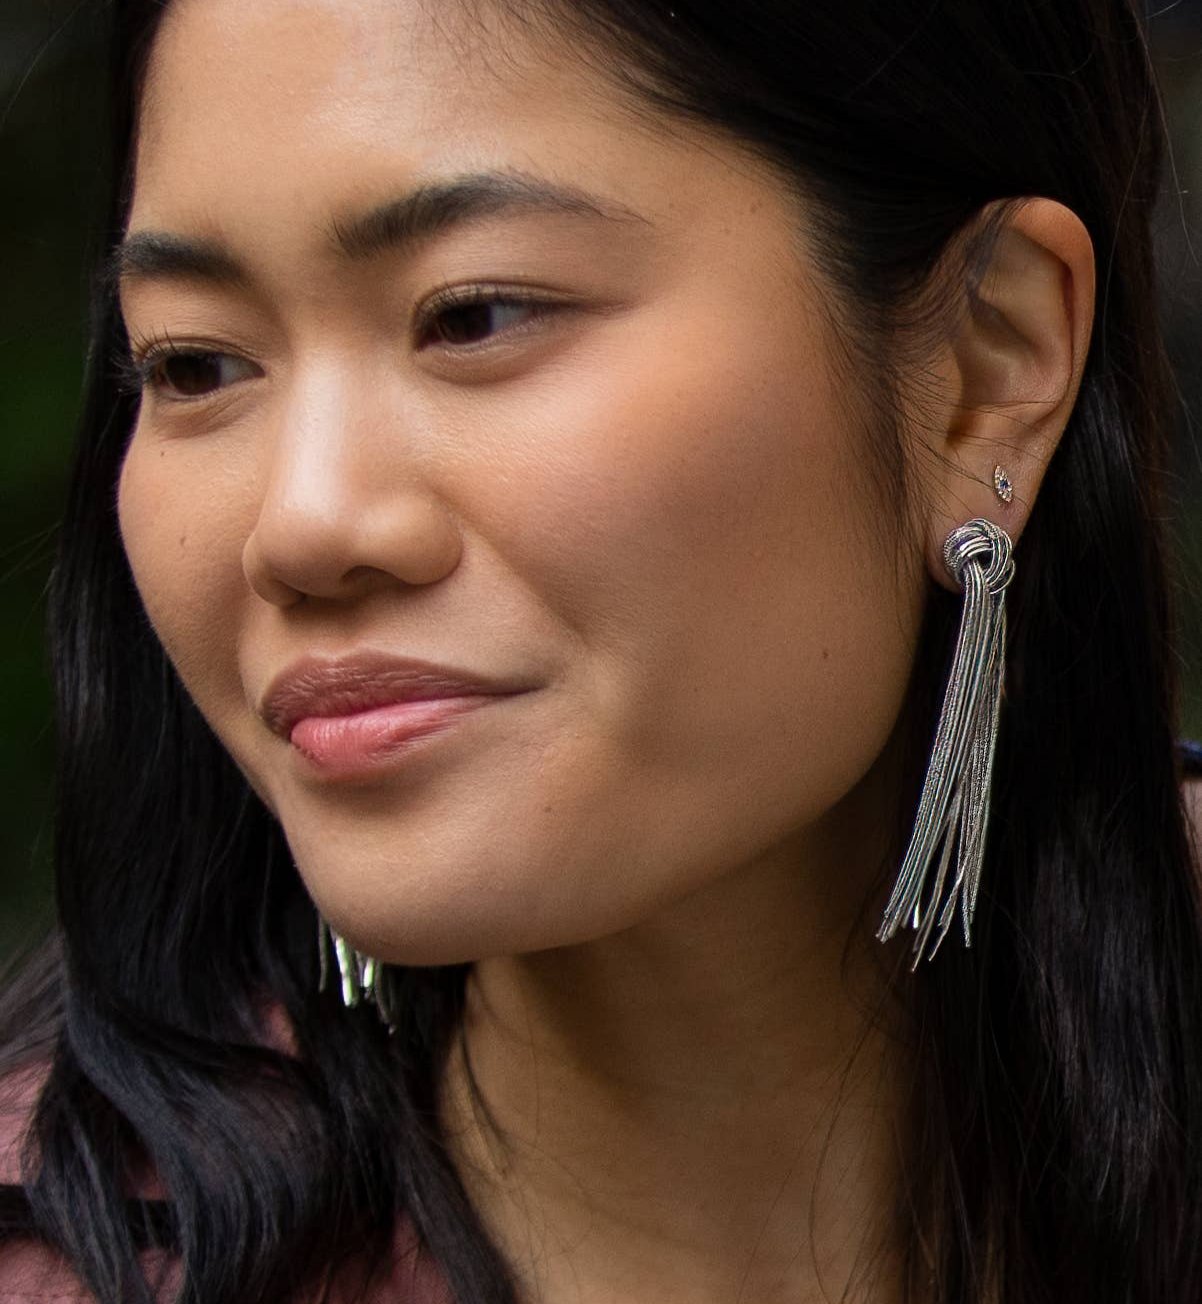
(261, 653, 533, 779)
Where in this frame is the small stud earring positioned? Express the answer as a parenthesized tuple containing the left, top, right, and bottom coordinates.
(993, 465, 1014, 503)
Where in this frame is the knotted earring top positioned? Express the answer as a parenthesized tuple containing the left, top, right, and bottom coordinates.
(943, 517, 1015, 596)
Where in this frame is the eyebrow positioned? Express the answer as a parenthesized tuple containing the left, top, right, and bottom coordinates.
(109, 170, 648, 291)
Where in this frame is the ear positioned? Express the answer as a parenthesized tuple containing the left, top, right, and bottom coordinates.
(918, 198, 1095, 593)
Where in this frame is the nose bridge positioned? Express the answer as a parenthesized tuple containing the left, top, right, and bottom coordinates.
(242, 358, 462, 604)
(257, 358, 374, 551)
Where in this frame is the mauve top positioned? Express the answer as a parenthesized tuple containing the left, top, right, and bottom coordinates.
(6, 739, 1202, 1299)
(0, 1056, 452, 1302)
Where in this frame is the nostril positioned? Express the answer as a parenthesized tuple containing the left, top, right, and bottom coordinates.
(241, 492, 464, 606)
(374, 498, 465, 586)
(242, 531, 308, 607)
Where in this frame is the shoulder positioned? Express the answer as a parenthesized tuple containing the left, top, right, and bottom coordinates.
(0, 1060, 43, 1188)
(0, 1063, 448, 1303)
(0, 1064, 171, 1301)
(328, 1220, 454, 1304)
(0, 1064, 91, 1300)
(0, 1223, 449, 1304)
(0, 1242, 100, 1303)
(0, 1062, 93, 1301)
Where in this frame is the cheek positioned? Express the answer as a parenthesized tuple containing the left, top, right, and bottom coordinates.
(460, 304, 862, 622)
(116, 434, 251, 702)
(457, 300, 923, 855)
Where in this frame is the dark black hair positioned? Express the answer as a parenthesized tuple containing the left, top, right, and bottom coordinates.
(3, 1, 1202, 1301)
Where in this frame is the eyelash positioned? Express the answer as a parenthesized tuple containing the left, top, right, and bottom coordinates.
(415, 283, 561, 347)
(114, 329, 178, 396)
(117, 285, 564, 401)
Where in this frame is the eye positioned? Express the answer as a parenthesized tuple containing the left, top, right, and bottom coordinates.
(416, 288, 559, 349)
(124, 339, 262, 401)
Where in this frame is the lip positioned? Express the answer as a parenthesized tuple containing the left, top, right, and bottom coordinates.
(261, 651, 535, 744)
(288, 696, 502, 777)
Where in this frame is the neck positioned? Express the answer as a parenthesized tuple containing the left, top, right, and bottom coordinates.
(440, 760, 912, 1304)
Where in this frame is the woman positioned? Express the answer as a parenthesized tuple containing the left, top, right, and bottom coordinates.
(2, 0, 1200, 1300)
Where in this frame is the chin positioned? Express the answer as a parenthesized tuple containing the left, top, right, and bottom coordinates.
(293, 834, 679, 970)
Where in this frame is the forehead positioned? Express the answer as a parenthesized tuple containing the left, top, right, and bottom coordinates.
(140, 0, 551, 151)
(131, 0, 803, 257)
(136, 1, 551, 181)
(136, 1, 632, 212)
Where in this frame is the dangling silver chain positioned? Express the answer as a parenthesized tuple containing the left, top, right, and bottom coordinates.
(317, 916, 398, 1029)
(877, 517, 1014, 966)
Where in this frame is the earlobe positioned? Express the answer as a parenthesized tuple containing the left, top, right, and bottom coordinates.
(921, 197, 1095, 592)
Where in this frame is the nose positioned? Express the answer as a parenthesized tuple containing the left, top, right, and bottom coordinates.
(242, 381, 463, 607)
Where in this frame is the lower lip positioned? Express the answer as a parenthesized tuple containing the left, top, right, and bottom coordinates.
(289, 695, 499, 778)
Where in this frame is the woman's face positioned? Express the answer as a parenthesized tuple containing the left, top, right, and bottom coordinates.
(117, 0, 928, 964)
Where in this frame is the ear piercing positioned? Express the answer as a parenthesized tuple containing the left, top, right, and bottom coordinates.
(993, 465, 1014, 503)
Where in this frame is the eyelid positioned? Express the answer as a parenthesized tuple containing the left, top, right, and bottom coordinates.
(117, 330, 262, 401)
(124, 329, 234, 368)
(115, 281, 578, 397)
(413, 282, 571, 349)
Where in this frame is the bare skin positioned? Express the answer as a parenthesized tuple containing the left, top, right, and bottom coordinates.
(440, 832, 910, 1303)
(115, 1, 1095, 1300)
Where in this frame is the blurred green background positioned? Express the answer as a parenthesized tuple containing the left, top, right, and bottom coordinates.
(3, 3, 1202, 960)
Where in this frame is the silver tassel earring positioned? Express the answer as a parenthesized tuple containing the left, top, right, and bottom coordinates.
(877, 514, 1015, 967)
(317, 916, 397, 1029)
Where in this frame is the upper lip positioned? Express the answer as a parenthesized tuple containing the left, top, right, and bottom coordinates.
(261, 651, 533, 739)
